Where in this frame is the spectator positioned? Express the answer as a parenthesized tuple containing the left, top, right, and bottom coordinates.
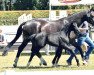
(0, 29, 7, 49)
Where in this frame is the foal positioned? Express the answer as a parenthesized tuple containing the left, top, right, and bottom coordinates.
(25, 23, 82, 67)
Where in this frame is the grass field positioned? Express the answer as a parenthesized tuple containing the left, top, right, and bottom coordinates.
(0, 52, 94, 72)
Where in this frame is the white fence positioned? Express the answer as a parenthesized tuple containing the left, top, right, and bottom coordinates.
(18, 14, 32, 25)
(49, 10, 68, 20)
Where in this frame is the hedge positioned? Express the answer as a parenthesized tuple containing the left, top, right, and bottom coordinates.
(0, 9, 84, 25)
(0, 10, 49, 25)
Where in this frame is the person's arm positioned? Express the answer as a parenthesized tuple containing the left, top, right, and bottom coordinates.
(79, 21, 89, 31)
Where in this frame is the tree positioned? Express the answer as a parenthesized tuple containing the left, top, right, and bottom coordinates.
(35, 0, 49, 10)
(13, 0, 49, 10)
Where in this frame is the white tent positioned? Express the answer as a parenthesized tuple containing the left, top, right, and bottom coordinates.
(49, 0, 94, 20)
(50, 0, 78, 6)
(50, 0, 94, 6)
(75, 0, 94, 5)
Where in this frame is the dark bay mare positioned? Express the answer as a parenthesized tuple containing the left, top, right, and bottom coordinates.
(2, 9, 94, 67)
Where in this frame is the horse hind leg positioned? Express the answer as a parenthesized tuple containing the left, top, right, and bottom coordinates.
(13, 39, 30, 68)
(2, 37, 20, 56)
(2, 23, 24, 56)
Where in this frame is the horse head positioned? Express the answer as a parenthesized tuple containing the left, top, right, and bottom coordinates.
(86, 8, 94, 26)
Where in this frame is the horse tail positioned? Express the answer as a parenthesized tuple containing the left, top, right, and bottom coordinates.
(2, 22, 26, 56)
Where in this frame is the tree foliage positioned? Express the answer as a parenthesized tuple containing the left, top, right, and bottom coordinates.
(0, 0, 94, 10)
(13, 0, 49, 10)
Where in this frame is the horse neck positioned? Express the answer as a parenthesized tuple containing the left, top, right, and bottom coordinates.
(68, 11, 88, 23)
(56, 10, 88, 34)
(59, 11, 87, 26)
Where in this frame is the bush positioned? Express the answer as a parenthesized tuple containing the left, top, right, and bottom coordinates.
(0, 10, 49, 25)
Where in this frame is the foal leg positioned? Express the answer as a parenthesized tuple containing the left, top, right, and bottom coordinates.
(52, 47, 62, 67)
(26, 46, 39, 68)
(13, 41, 47, 67)
(26, 46, 41, 67)
(31, 43, 47, 66)
(36, 52, 47, 66)
(13, 39, 30, 68)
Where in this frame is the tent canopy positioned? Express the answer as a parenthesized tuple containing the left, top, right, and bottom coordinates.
(76, 0, 94, 5)
(50, 0, 94, 6)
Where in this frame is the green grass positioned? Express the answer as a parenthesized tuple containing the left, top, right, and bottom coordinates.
(0, 52, 94, 72)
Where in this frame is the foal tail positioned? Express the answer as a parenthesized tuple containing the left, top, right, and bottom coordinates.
(2, 22, 26, 56)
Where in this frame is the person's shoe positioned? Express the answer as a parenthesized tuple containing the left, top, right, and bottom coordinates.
(83, 60, 88, 66)
(66, 60, 72, 66)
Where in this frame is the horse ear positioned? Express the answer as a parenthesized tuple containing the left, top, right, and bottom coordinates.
(87, 13, 90, 17)
(73, 22, 77, 27)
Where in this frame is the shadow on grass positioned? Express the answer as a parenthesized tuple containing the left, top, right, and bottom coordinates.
(21, 51, 70, 56)
(21, 52, 55, 56)
(3, 65, 71, 70)
(0, 55, 2, 56)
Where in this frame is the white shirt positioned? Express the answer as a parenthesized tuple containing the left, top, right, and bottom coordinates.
(79, 21, 89, 34)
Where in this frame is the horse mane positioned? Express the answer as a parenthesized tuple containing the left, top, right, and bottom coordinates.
(59, 10, 89, 22)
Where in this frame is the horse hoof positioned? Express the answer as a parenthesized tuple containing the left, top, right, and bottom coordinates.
(39, 63, 42, 66)
(2, 50, 8, 56)
(13, 64, 17, 68)
(77, 63, 80, 67)
(26, 62, 30, 68)
(52, 63, 59, 67)
(39, 62, 47, 66)
(43, 62, 47, 66)
(26, 65, 29, 68)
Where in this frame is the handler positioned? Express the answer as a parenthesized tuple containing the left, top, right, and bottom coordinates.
(67, 21, 94, 65)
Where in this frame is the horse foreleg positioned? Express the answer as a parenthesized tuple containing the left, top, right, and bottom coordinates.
(68, 49, 80, 67)
(13, 39, 29, 68)
(52, 47, 62, 67)
(73, 42, 84, 60)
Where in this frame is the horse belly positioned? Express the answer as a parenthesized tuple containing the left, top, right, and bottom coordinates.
(48, 34, 59, 46)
